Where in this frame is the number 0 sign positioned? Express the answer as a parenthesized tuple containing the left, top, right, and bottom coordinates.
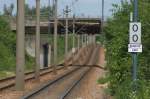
(129, 22, 141, 44)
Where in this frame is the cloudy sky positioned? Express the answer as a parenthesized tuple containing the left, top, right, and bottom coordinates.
(0, 0, 123, 18)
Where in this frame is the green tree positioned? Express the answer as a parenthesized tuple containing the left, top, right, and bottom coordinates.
(104, 0, 150, 98)
(0, 16, 16, 72)
(3, 4, 14, 16)
(25, 4, 54, 20)
(0, 16, 34, 78)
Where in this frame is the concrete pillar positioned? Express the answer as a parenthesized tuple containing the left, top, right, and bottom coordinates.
(43, 44, 48, 68)
(84, 34, 87, 46)
(65, 6, 69, 58)
(89, 35, 91, 44)
(48, 45, 51, 67)
(93, 34, 96, 43)
(72, 14, 75, 49)
(84, 34, 86, 46)
(87, 34, 89, 45)
(53, 0, 58, 74)
(86, 34, 88, 45)
(91, 34, 94, 43)
(35, 0, 40, 80)
(72, 16, 76, 65)
(15, 0, 25, 90)
(77, 34, 80, 50)
(82, 34, 84, 47)
(89, 34, 91, 44)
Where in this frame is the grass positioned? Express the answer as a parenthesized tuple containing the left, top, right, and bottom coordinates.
(0, 71, 15, 79)
(97, 76, 109, 84)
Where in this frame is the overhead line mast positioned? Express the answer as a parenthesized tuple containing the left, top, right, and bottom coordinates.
(35, 0, 41, 81)
(15, 0, 25, 91)
(53, 0, 58, 74)
(64, 5, 71, 69)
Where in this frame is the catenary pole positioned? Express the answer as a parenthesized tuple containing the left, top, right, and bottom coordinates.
(53, 0, 58, 74)
(64, 5, 69, 69)
(64, 5, 70, 58)
(101, 0, 105, 45)
(15, 0, 25, 90)
(35, 0, 40, 81)
(73, 14, 75, 49)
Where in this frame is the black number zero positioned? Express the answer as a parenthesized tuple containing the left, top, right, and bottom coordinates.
(132, 24, 138, 32)
(132, 34, 138, 42)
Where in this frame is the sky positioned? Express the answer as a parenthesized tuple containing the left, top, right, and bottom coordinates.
(0, 0, 123, 18)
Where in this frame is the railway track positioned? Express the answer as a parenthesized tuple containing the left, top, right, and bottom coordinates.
(22, 46, 98, 99)
(61, 68, 91, 99)
(0, 66, 64, 90)
(22, 67, 90, 99)
(63, 45, 101, 99)
(0, 48, 85, 91)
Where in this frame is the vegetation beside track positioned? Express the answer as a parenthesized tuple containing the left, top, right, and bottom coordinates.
(101, 1, 150, 98)
(0, 16, 78, 79)
(0, 16, 35, 78)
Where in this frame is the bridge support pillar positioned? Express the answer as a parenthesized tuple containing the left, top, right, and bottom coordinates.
(81, 34, 84, 47)
(43, 43, 49, 68)
(48, 45, 51, 67)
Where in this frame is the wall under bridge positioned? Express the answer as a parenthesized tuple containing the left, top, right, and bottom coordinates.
(25, 34, 78, 69)
(25, 34, 51, 69)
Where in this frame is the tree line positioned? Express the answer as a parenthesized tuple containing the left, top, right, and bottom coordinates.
(104, 0, 150, 98)
(2, 3, 54, 18)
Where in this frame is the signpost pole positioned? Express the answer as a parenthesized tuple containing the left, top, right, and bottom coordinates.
(101, 0, 105, 45)
(133, 0, 138, 91)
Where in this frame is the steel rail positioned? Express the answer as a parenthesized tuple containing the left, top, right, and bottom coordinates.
(22, 47, 94, 98)
(0, 66, 64, 90)
(0, 45, 88, 91)
(62, 46, 100, 98)
(22, 67, 81, 99)
(0, 67, 52, 82)
(0, 54, 75, 90)
(22, 46, 96, 99)
(61, 68, 90, 99)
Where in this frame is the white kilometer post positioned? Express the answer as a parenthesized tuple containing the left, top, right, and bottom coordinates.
(128, 22, 142, 53)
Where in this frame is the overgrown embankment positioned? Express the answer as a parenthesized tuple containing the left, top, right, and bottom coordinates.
(0, 16, 34, 78)
(0, 16, 78, 78)
(101, 1, 150, 99)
